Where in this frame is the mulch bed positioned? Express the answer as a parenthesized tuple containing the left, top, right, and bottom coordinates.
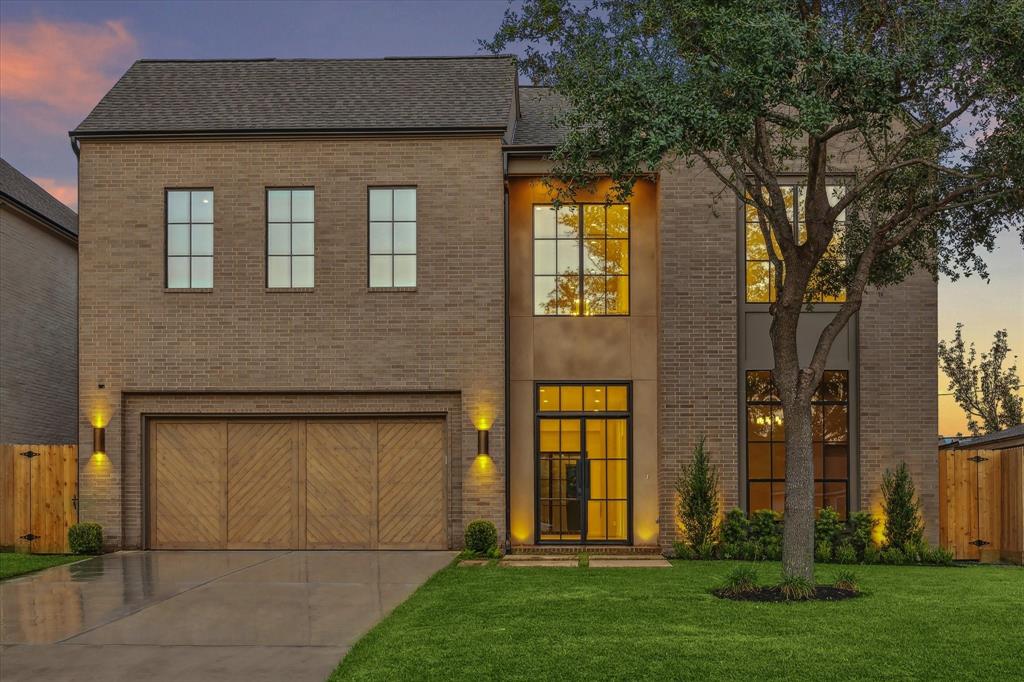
(712, 586, 860, 602)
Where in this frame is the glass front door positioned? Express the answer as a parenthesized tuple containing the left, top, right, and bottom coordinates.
(537, 384, 630, 543)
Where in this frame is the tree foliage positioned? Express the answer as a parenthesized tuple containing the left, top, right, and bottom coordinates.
(939, 324, 1024, 436)
(880, 462, 924, 551)
(675, 437, 720, 555)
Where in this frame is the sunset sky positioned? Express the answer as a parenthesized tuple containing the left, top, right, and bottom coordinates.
(2, 0, 1020, 436)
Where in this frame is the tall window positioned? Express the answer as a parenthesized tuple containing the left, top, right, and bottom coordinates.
(166, 189, 213, 288)
(746, 370, 849, 518)
(369, 187, 416, 288)
(744, 185, 847, 303)
(534, 204, 629, 316)
(267, 188, 315, 288)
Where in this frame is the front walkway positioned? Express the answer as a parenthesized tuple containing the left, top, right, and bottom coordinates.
(1, 549, 454, 681)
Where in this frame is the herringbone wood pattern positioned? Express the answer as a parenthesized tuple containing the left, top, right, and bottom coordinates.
(306, 421, 374, 548)
(227, 422, 298, 548)
(378, 421, 446, 549)
(153, 422, 226, 548)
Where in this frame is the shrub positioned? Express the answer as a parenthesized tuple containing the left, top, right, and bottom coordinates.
(464, 520, 497, 555)
(719, 565, 760, 596)
(880, 547, 906, 565)
(739, 540, 760, 561)
(815, 507, 843, 548)
(717, 542, 744, 560)
(835, 542, 858, 565)
(881, 462, 924, 551)
(675, 437, 720, 553)
(863, 544, 882, 564)
(759, 536, 783, 561)
(720, 508, 750, 544)
(68, 522, 103, 555)
(778, 575, 815, 600)
(927, 546, 954, 566)
(749, 509, 782, 543)
(815, 540, 834, 563)
(673, 542, 696, 560)
(832, 570, 859, 592)
(846, 512, 878, 558)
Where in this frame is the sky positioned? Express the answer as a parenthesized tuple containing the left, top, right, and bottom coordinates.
(1, 0, 1021, 435)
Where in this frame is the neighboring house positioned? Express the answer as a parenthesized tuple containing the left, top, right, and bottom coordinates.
(71, 57, 937, 551)
(0, 158, 78, 445)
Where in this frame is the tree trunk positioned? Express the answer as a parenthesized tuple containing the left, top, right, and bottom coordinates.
(780, 391, 816, 580)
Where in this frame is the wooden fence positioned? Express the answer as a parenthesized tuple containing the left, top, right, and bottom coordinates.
(938, 446, 1023, 564)
(0, 444, 78, 554)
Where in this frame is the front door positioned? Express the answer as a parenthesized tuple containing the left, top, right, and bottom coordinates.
(536, 384, 631, 544)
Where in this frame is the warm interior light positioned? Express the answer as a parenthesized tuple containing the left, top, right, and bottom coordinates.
(93, 426, 105, 455)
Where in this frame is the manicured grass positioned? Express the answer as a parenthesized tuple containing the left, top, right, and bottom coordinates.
(0, 552, 83, 580)
(331, 560, 1022, 680)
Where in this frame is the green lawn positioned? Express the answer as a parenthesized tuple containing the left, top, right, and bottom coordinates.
(0, 552, 83, 580)
(331, 560, 1022, 681)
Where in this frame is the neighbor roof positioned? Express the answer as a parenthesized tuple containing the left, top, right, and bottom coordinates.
(0, 158, 78, 238)
(943, 423, 1024, 450)
(72, 57, 518, 138)
(511, 86, 569, 146)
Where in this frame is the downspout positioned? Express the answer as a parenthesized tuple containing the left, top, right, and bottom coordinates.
(503, 151, 512, 551)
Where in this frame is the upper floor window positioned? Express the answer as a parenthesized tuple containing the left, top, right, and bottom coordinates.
(267, 188, 314, 288)
(166, 189, 213, 288)
(744, 185, 847, 303)
(369, 187, 417, 288)
(534, 204, 629, 316)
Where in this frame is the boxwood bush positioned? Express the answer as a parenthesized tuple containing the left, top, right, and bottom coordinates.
(68, 522, 103, 555)
(464, 519, 498, 555)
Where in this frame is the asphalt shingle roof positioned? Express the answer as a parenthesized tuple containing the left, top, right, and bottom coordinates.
(0, 158, 78, 237)
(512, 86, 569, 146)
(72, 57, 518, 136)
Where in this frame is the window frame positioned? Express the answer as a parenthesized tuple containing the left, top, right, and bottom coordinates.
(531, 202, 631, 317)
(744, 369, 851, 518)
(265, 187, 316, 289)
(533, 381, 633, 545)
(165, 188, 214, 289)
(367, 185, 418, 289)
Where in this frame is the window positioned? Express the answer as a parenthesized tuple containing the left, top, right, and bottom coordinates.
(166, 190, 213, 288)
(537, 383, 630, 543)
(746, 370, 849, 518)
(267, 188, 315, 288)
(368, 187, 416, 288)
(744, 185, 847, 303)
(534, 204, 629, 315)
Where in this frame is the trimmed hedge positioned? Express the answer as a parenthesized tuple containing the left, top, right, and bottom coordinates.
(68, 522, 103, 555)
(464, 519, 498, 555)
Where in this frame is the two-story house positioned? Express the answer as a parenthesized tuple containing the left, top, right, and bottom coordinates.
(71, 56, 937, 551)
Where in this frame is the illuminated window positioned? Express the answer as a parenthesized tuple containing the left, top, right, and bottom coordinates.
(166, 189, 213, 288)
(536, 383, 630, 543)
(369, 187, 416, 288)
(746, 370, 849, 518)
(267, 188, 315, 288)
(534, 204, 629, 315)
(744, 185, 847, 303)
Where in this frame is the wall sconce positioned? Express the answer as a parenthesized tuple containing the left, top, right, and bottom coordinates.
(93, 426, 105, 455)
(477, 428, 489, 458)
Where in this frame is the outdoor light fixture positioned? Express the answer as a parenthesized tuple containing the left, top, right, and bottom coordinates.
(477, 428, 490, 458)
(93, 426, 105, 455)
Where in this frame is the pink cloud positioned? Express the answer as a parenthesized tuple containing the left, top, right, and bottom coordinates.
(32, 177, 77, 210)
(0, 19, 138, 126)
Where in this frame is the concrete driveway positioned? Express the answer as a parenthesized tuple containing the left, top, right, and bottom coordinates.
(1, 550, 454, 681)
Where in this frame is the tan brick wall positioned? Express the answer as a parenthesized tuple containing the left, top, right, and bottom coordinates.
(0, 204, 78, 444)
(77, 136, 505, 549)
(859, 269, 940, 543)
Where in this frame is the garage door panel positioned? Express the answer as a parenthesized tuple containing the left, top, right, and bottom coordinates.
(227, 422, 298, 549)
(153, 422, 226, 549)
(377, 422, 446, 549)
(306, 422, 374, 548)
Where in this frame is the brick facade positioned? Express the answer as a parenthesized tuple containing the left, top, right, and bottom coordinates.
(0, 204, 78, 444)
(77, 136, 506, 549)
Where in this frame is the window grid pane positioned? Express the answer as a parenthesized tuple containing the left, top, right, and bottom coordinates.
(745, 370, 849, 518)
(166, 190, 214, 288)
(534, 203, 629, 316)
(368, 188, 416, 288)
(266, 189, 315, 288)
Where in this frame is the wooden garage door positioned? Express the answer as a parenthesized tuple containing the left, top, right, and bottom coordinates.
(149, 418, 446, 550)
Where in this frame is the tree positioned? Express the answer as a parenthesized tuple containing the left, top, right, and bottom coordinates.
(880, 462, 924, 551)
(487, 0, 1024, 579)
(675, 437, 720, 556)
(939, 324, 1023, 436)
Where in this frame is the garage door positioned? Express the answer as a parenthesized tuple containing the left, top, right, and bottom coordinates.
(148, 418, 446, 550)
